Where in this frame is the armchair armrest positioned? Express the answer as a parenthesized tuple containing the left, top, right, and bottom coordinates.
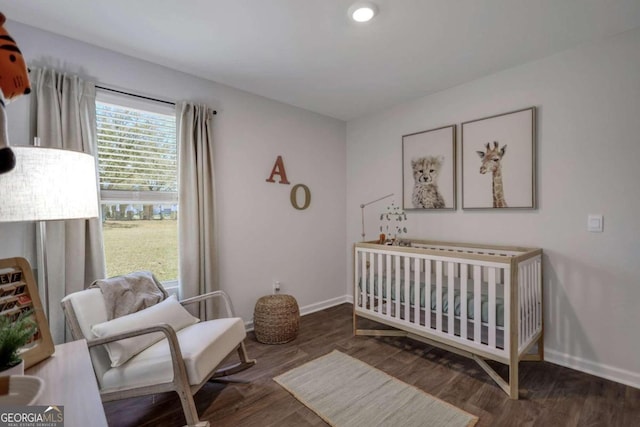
(86, 323, 180, 348)
(179, 290, 236, 318)
(86, 324, 189, 383)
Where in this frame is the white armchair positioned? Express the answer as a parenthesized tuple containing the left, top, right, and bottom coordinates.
(61, 289, 255, 427)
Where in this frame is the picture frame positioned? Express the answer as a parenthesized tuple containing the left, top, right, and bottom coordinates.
(402, 124, 456, 211)
(0, 257, 54, 369)
(461, 107, 536, 209)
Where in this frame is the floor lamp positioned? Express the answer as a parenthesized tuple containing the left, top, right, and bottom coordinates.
(0, 146, 99, 320)
(360, 193, 394, 241)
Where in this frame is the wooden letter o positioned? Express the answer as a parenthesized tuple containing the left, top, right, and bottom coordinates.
(290, 184, 311, 210)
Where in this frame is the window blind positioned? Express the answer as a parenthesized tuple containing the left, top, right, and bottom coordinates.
(96, 101, 177, 202)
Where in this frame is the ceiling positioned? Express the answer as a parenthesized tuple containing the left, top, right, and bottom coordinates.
(2, 0, 640, 121)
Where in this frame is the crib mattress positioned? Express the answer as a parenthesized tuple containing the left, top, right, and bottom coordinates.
(359, 276, 504, 327)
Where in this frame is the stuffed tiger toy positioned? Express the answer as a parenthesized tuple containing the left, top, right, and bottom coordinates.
(0, 11, 31, 174)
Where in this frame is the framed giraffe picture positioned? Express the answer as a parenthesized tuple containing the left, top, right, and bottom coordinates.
(402, 124, 456, 211)
(461, 107, 536, 209)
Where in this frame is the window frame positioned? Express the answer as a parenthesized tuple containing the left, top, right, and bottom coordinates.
(96, 90, 179, 289)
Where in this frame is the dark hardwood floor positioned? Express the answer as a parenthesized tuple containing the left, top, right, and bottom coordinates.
(104, 303, 640, 426)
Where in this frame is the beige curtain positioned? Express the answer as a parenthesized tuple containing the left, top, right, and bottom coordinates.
(177, 102, 217, 319)
(31, 68, 106, 343)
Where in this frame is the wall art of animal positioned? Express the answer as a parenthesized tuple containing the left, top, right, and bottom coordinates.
(476, 141, 507, 208)
(411, 155, 445, 209)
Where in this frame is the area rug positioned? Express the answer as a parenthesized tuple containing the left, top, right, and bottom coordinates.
(274, 350, 478, 427)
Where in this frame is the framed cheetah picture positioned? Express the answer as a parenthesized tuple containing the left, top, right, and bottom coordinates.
(402, 125, 456, 211)
(461, 107, 536, 209)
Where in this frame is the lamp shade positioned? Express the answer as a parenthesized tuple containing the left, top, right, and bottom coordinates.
(0, 146, 99, 222)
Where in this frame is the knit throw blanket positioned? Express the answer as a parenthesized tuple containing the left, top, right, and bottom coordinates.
(90, 271, 168, 320)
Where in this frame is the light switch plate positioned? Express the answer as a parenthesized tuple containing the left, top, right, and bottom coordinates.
(588, 214, 603, 232)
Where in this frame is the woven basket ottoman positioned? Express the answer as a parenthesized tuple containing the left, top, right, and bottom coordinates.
(253, 294, 300, 344)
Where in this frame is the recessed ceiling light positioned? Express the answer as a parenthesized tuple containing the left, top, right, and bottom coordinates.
(348, 2, 378, 23)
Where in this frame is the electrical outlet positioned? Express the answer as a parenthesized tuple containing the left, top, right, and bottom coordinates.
(588, 214, 603, 232)
(273, 280, 281, 294)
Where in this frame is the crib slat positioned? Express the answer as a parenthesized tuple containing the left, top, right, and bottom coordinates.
(355, 250, 359, 307)
(473, 265, 481, 343)
(503, 267, 511, 353)
(527, 263, 535, 338)
(536, 259, 542, 329)
(368, 253, 375, 310)
(531, 264, 536, 333)
(385, 254, 392, 318)
(522, 264, 527, 342)
(530, 262, 535, 335)
(531, 263, 536, 332)
(488, 267, 496, 348)
(448, 262, 455, 336)
(395, 255, 400, 318)
(404, 257, 410, 321)
(537, 258, 542, 330)
(360, 251, 366, 310)
(532, 261, 537, 330)
(460, 263, 468, 340)
(519, 265, 524, 346)
(436, 261, 443, 332)
(425, 259, 432, 330)
(529, 263, 535, 338)
(414, 258, 420, 325)
(523, 263, 528, 341)
(518, 264, 527, 345)
(363, 251, 369, 310)
(372, 253, 382, 313)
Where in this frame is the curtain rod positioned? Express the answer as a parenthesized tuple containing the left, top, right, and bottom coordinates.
(95, 85, 217, 115)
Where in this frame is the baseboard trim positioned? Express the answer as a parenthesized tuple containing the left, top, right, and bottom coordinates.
(299, 295, 351, 316)
(545, 348, 640, 389)
(245, 294, 352, 331)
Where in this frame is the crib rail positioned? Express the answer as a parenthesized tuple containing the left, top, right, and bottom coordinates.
(354, 241, 542, 365)
(517, 255, 543, 353)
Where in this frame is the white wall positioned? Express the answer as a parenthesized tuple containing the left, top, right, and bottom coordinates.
(347, 28, 640, 388)
(0, 22, 347, 323)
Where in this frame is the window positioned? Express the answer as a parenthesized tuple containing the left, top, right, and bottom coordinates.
(96, 92, 178, 284)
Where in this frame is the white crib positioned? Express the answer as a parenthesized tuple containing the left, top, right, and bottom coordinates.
(353, 239, 543, 399)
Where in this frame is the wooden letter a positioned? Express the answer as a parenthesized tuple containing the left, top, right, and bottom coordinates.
(266, 155, 290, 184)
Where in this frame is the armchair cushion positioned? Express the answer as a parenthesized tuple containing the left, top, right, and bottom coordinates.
(101, 317, 246, 391)
(91, 295, 199, 367)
